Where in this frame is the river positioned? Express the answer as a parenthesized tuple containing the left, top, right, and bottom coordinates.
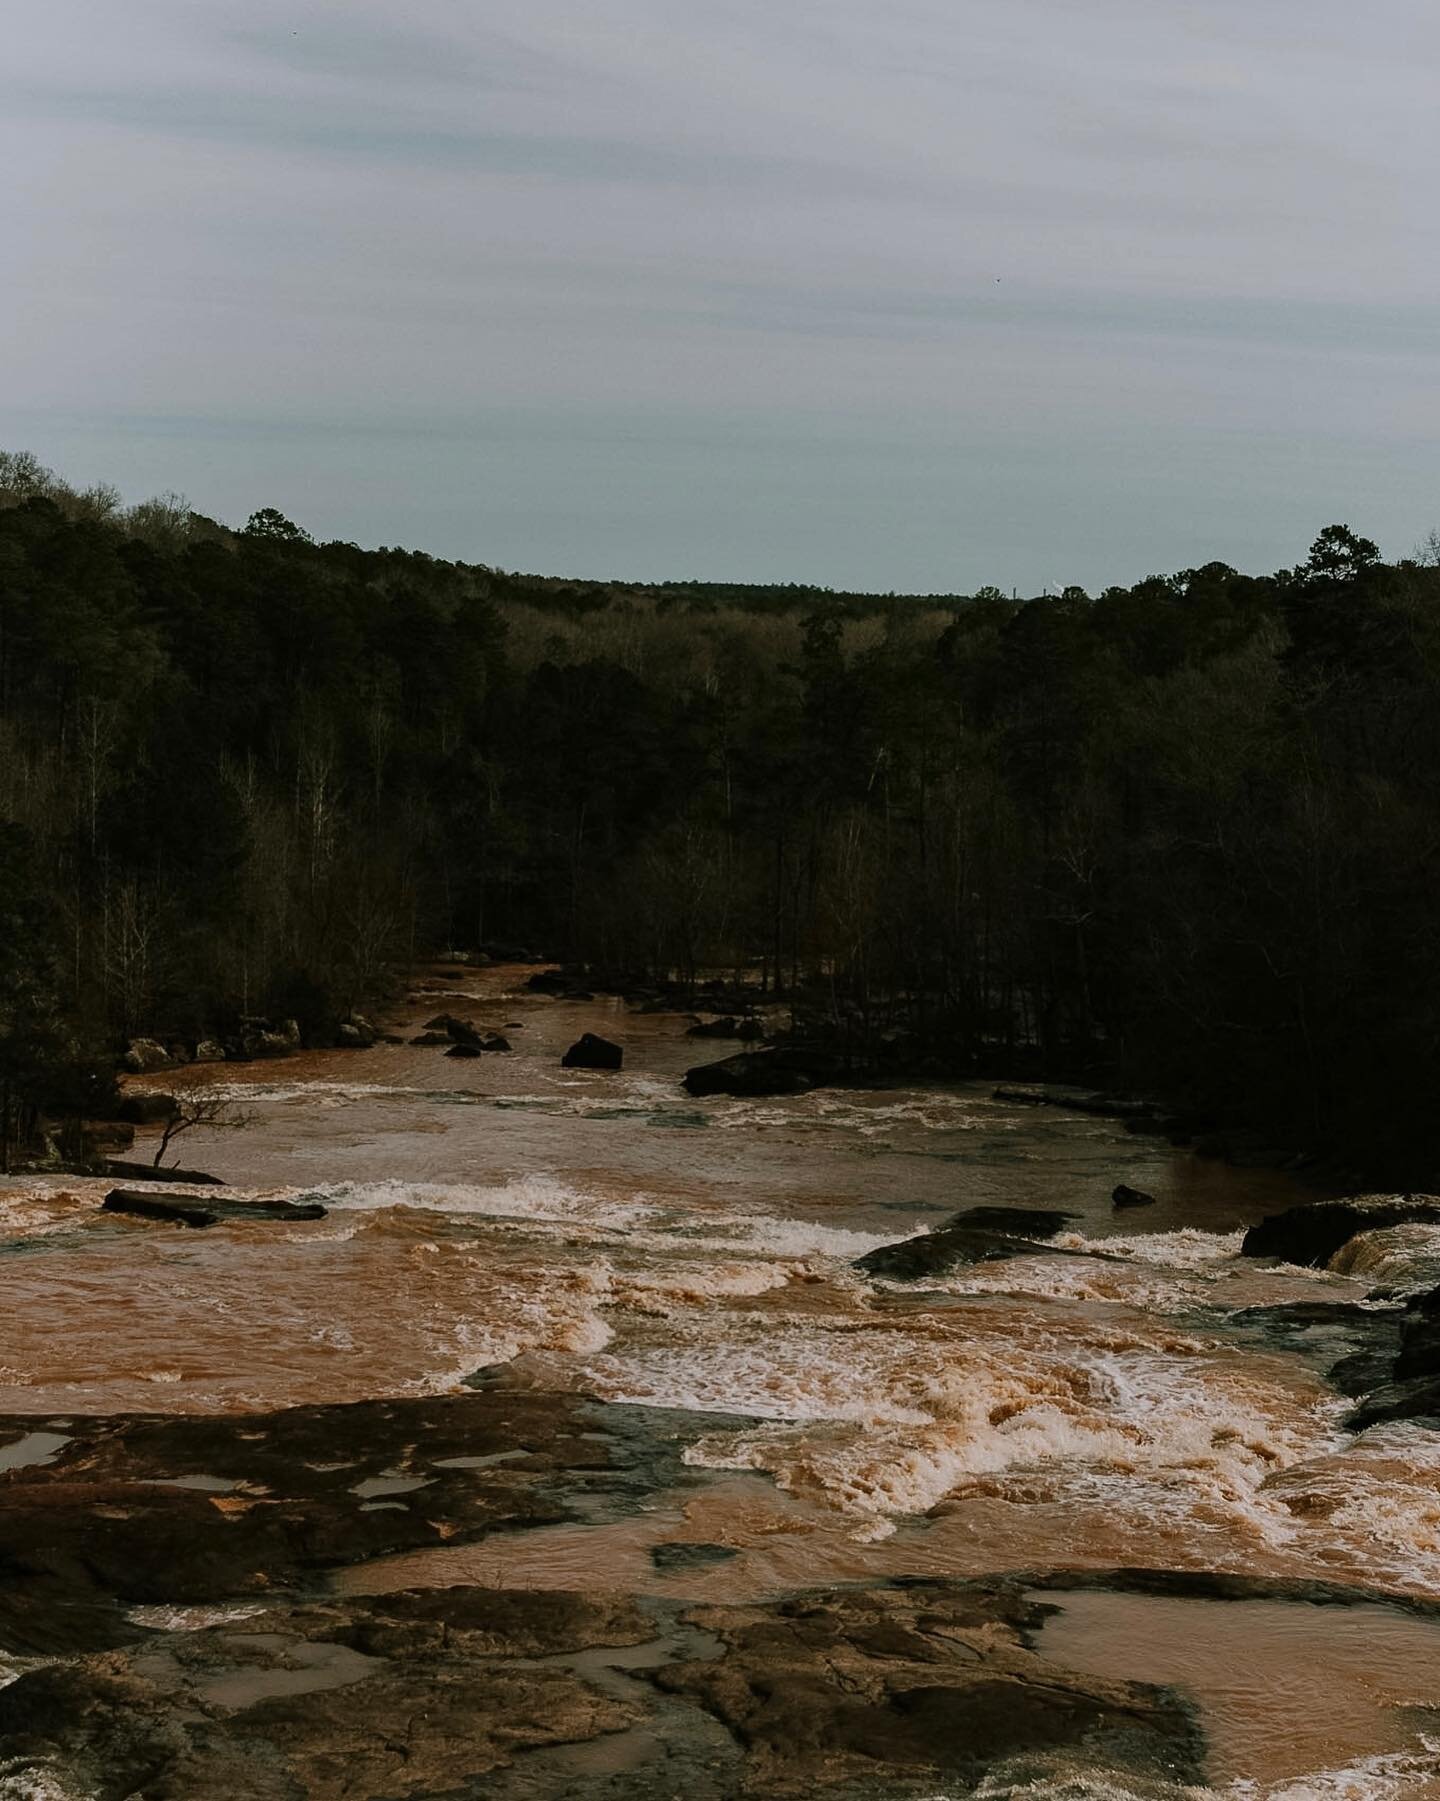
(4, 963, 1440, 1798)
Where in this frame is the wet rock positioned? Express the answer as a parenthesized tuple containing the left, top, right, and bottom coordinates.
(336, 1017, 376, 1049)
(410, 1031, 452, 1045)
(0, 1597, 647, 1801)
(1228, 1302, 1402, 1397)
(651, 1543, 739, 1572)
(855, 1206, 1087, 1281)
(122, 1038, 174, 1075)
(562, 1033, 623, 1071)
(1241, 1193, 1440, 1267)
(444, 1042, 483, 1059)
(424, 1012, 481, 1045)
(655, 1582, 1202, 1796)
(482, 1034, 512, 1052)
(1347, 1377, 1440, 1430)
(0, 1394, 729, 1619)
(117, 1092, 180, 1126)
(103, 1160, 224, 1187)
(686, 1016, 749, 1040)
(683, 1046, 845, 1098)
(101, 1190, 325, 1228)
(1112, 1184, 1156, 1209)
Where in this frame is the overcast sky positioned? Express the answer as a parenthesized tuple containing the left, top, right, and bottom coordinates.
(4, 1, 1437, 591)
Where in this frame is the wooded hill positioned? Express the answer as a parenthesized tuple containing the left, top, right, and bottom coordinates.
(3, 447, 1440, 1178)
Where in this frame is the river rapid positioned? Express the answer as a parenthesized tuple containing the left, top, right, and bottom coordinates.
(6, 964, 1440, 1798)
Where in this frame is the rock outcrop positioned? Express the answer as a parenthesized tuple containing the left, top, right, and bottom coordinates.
(1241, 1194, 1440, 1267)
(562, 1034, 623, 1070)
(855, 1205, 1082, 1280)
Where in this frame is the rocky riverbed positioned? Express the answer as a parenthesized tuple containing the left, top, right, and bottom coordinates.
(4, 967, 1440, 1797)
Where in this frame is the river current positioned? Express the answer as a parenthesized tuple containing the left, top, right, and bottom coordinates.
(6, 965, 1440, 1797)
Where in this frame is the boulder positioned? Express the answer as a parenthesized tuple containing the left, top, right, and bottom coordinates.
(121, 1039, 172, 1075)
(192, 1039, 227, 1064)
(1241, 1194, 1440, 1268)
(482, 1035, 511, 1053)
(527, 970, 573, 996)
(1112, 1184, 1157, 1209)
(855, 1206, 1084, 1281)
(561, 1034, 623, 1071)
(116, 1093, 179, 1126)
(444, 1043, 483, 1059)
(686, 1016, 747, 1040)
(336, 1017, 376, 1049)
(682, 1046, 845, 1098)
(411, 1032, 453, 1046)
(424, 1013, 481, 1045)
(101, 1190, 325, 1227)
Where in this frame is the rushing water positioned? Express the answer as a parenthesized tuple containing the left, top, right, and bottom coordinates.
(6, 965, 1440, 1795)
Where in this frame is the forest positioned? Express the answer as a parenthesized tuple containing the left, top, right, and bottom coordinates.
(2, 447, 1440, 1179)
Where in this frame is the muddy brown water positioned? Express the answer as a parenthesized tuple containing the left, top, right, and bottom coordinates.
(6, 965, 1440, 1796)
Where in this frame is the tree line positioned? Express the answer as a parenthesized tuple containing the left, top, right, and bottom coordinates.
(2, 447, 1439, 1177)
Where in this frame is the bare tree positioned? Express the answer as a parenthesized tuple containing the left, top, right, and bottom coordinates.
(152, 1086, 255, 1168)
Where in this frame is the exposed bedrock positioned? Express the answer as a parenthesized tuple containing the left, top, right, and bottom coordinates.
(0, 1581, 1203, 1801)
(0, 1394, 1207, 1799)
(654, 1581, 1202, 1798)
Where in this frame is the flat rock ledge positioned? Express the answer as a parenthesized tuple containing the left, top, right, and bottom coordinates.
(0, 1393, 1204, 1800)
(101, 1189, 327, 1228)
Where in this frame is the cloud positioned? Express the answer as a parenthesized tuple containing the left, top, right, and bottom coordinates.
(2, 0, 1438, 589)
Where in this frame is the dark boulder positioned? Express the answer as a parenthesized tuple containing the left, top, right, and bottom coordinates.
(336, 1016, 377, 1049)
(1347, 1378, 1440, 1430)
(562, 1034, 622, 1071)
(424, 1013, 481, 1045)
(1112, 1184, 1157, 1209)
(482, 1035, 511, 1052)
(855, 1206, 1084, 1281)
(1241, 1194, 1440, 1268)
(411, 1032, 452, 1046)
(683, 1046, 846, 1098)
(527, 970, 573, 996)
(101, 1190, 326, 1228)
(686, 1016, 744, 1039)
(444, 1042, 483, 1059)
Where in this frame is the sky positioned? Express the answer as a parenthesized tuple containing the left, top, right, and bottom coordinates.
(3, 0, 1438, 592)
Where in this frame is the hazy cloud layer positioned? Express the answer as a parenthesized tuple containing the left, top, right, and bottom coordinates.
(4, 0, 1437, 589)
